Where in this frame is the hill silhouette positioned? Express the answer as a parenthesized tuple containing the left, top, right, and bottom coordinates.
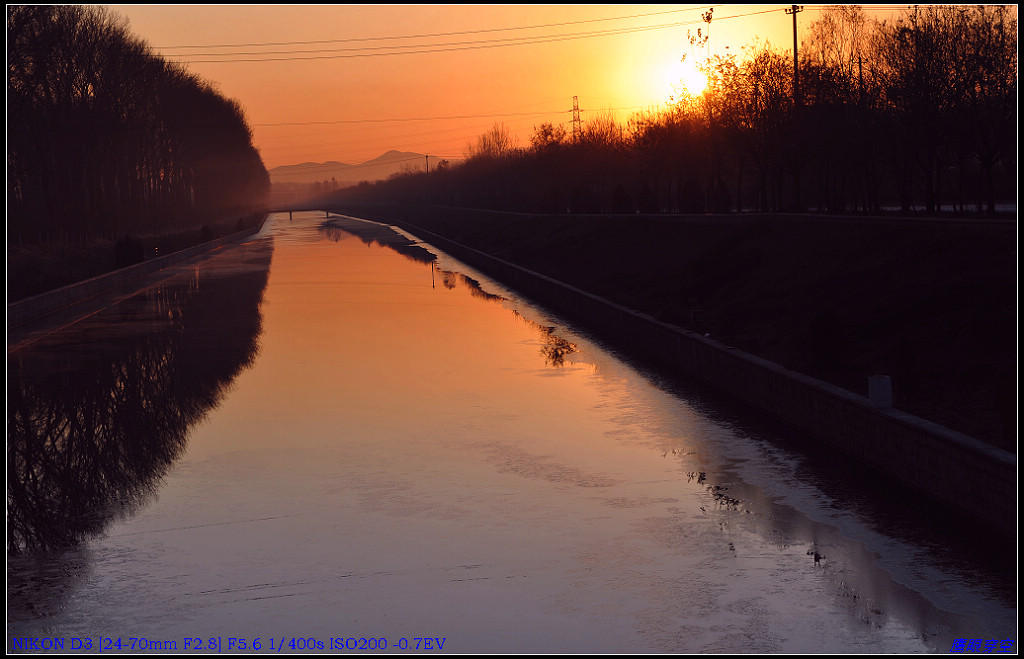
(270, 150, 449, 187)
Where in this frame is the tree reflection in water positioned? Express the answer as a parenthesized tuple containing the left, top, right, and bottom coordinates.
(320, 217, 436, 264)
(511, 312, 579, 368)
(538, 327, 578, 367)
(321, 217, 576, 368)
(7, 239, 273, 554)
(319, 218, 581, 368)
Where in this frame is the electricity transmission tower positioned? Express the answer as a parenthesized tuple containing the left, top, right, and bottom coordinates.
(572, 96, 581, 143)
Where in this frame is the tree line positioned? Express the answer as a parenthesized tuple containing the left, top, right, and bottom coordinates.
(332, 5, 1016, 216)
(7, 5, 270, 243)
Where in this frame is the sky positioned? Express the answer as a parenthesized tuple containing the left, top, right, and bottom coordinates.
(111, 4, 909, 171)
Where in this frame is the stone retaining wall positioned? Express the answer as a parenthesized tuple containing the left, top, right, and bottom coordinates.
(8, 220, 266, 329)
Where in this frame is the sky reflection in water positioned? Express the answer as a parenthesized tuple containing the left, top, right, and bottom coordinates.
(7, 213, 1015, 653)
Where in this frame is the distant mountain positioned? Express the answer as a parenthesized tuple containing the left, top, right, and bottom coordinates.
(269, 150, 449, 186)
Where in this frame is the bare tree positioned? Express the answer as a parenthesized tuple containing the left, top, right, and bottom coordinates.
(581, 110, 623, 148)
(804, 5, 872, 84)
(465, 123, 519, 160)
(530, 122, 568, 151)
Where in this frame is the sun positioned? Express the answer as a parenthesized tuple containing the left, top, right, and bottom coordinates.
(665, 56, 709, 97)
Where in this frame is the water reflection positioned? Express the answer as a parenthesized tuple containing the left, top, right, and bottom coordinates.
(319, 216, 521, 310)
(315, 214, 1014, 632)
(539, 327, 578, 367)
(450, 268, 505, 302)
(320, 215, 435, 264)
(511, 313, 579, 368)
(7, 216, 1013, 651)
(6, 239, 273, 554)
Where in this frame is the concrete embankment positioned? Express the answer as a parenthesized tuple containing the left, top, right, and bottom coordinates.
(368, 214, 1015, 536)
(7, 220, 267, 331)
(328, 205, 1015, 449)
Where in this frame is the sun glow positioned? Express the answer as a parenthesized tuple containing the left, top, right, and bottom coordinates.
(666, 56, 709, 98)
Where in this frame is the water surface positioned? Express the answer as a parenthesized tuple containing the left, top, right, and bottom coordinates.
(7, 213, 1015, 653)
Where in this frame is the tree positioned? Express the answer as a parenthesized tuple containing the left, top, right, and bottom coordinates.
(332, 5, 1014, 218)
(798, 7, 886, 212)
(7, 5, 269, 241)
(465, 123, 518, 160)
(581, 110, 623, 148)
(873, 5, 1016, 215)
(803, 5, 872, 89)
(530, 122, 567, 151)
(733, 41, 794, 211)
(955, 5, 1017, 214)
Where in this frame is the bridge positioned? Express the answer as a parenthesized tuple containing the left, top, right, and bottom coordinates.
(267, 206, 331, 221)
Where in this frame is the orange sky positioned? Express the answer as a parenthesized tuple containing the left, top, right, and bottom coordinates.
(111, 4, 907, 170)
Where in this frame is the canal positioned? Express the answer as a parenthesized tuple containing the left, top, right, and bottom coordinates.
(7, 212, 1016, 653)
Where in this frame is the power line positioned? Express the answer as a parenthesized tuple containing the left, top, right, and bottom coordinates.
(159, 6, 815, 64)
(257, 107, 561, 154)
(259, 101, 655, 165)
(149, 6, 915, 66)
(803, 5, 913, 9)
(253, 103, 656, 129)
(169, 20, 707, 63)
(260, 116, 559, 157)
(256, 103, 658, 167)
(157, 5, 913, 55)
(255, 109, 566, 128)
(260, 114, 563, 163)
(156, 5, 913, 55)
(155, 6, 719, 50)
(211, 6, 917, 165)
(172, 24, 675, 57)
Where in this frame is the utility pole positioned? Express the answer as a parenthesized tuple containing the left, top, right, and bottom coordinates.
(857, 56, 864, 105)
(786, 4, 804, 212)
(425, 154, 429, 174)
(572, 96, 581, 144)
(786, 5, 804, 108)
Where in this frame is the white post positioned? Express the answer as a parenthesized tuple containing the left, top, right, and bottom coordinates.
(869, 375, 893, 408)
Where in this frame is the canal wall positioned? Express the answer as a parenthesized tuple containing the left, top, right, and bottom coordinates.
(7, 220, 267, 330)
(389, 218, 1016, 536)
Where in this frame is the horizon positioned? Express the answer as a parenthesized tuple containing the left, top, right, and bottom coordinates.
(272, 149, 451, 170)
